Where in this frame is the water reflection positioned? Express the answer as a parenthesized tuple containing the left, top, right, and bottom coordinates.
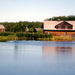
(56, 47, 72, 56)
(13, 41, 42, 60)
(42, 46, 75, 63)
(13, 41, 75, 62)
(14, 41, 19, 60)
(0, 41, 75, 75)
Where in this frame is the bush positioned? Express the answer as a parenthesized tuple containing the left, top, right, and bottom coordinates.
(0, 32, 14, 36)
(0, 32, 53, 41)
(16, 32, 25, 37)
(16, 32, 52, 40)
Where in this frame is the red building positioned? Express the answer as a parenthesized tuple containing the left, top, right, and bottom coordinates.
(44, 21, 75, 36)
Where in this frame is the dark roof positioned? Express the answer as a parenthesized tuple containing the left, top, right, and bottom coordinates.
(55, 21, 73, 29)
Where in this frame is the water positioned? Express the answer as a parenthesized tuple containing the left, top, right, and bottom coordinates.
(0, 40, 75, 75)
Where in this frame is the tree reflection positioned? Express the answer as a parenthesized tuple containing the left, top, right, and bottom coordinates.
(14, 41, 19, 60)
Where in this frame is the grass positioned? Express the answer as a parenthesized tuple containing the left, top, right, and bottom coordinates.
(0, 32, 74, 42)
(0, 32, 52, 42)
(51, 36, 75, 41)
(0, 36, 18, 42)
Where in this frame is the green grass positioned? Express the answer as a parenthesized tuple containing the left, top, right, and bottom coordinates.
(0, 32, 52, 42)
(51, 36, 75, 41)
(0, 32, 74, 42)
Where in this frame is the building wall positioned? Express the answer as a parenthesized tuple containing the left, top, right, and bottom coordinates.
(0, 29, 5, 32)
(44, 30, 75, 36)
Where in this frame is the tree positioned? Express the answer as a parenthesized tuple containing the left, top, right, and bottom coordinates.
(45, 15, 75, 21)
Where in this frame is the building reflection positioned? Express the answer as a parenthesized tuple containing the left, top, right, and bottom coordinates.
(43, 46, 73, 54)
(13, 41, 75, 62)
(56, 47, 72, 55)
(42, 46, 75, 60)
(42, 46, 56, 56)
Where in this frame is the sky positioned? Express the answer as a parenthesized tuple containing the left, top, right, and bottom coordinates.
(0, 0, 75, 22)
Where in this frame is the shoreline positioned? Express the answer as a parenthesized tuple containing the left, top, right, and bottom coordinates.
(0, 36, 75, 42)
(0, 32, 75, 42)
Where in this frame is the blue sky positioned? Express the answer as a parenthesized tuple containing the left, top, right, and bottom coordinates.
(0, 0, 75, 22)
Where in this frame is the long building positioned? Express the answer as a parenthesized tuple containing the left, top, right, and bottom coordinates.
(43, 21, 75, 36)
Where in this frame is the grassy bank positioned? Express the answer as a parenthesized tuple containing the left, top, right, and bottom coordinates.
(0, 32, 52, 42)
(51, 36, 75, 41)
(0, 32, 75, 42)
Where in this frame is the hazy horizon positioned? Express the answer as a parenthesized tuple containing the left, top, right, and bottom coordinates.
(0, 0, 75, 22)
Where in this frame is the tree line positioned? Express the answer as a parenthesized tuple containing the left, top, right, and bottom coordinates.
(1, 15, 75, 32)
(0, 21, 43, 32)
(45, 15, 75, 21)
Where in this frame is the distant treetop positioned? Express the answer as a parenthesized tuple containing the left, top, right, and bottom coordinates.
(45, 15, 75, 21)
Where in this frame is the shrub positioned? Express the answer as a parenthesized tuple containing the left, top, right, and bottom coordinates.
(0, 32, 14, 36)
(16, 32, 52, 40)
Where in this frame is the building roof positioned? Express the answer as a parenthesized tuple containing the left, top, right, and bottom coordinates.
(55, 21, 73, 29)
(0, 25, 5, 29)
(44, 21, 75, 30)
(35, 28, 42, 32)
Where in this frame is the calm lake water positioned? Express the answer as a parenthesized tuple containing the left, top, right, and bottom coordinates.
(0, 40, 75, 75)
